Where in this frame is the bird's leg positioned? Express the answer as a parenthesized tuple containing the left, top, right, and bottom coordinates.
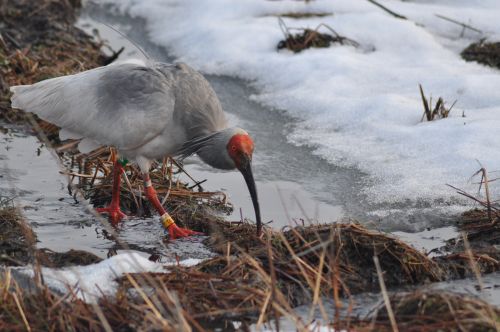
(142, 173, 201, 239)
(96, 160, 127, 223)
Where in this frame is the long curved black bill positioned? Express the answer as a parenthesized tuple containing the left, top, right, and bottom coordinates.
(240, 161, 262, 236)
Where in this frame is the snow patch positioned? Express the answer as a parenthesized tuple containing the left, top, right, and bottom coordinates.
(15, 252, 204, 302)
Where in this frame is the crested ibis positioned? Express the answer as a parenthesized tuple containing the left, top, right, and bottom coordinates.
(10, 60, 262, 239)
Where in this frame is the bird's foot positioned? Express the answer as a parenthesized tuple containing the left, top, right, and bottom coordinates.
(167, 223, 202, 239)
(96, 206, 127, 224)
(162, 214, 202, 239)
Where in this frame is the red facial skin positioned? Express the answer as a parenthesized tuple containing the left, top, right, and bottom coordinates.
(227, 134, 254, 168)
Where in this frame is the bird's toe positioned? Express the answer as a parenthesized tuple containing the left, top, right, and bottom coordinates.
(167, 223, 202, 239)
(96, 206, 127, 224)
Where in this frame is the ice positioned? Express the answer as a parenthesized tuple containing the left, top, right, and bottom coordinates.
(99, 0, 500, 208)
(393, 226, 458, 256)
(14, 252, 204, 302)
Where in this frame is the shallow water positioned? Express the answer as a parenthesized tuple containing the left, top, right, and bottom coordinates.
(0, 128, 214, 260)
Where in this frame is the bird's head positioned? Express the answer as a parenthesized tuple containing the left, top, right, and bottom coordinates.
(183, 127, 262, 235)
(226, 131, 262, 235)
(226, 132, 254, 171)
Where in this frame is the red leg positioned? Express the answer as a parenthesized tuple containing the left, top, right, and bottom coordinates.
(96, 160, 126, 224)
(142, 173, 202, 239)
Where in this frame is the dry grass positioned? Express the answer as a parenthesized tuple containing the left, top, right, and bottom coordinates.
(117, 222, 444, 329)
(0, 200, 36, 266)
(264, 12, 333, 19)
(59, 146, 232, 224)
(0, 267, 193, 331)
(462, 40, 500, 70)
(419, 84, 457, 121)
(364, 290, 500, 332)
(0, 218, 492, 331)
(0, 0, 118, 122)
(277, 18, 359, 53)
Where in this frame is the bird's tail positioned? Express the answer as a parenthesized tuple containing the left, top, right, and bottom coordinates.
(9, 85, 31, 110)
(9, 77, 67, 120)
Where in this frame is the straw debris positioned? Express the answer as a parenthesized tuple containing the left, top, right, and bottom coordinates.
(0, 0, 119, 122)
(366, 290, 500, 332)
(462, 39, 500, 70)
(419, 84, 457, 121)
(0, 202, 36, 266)
(119, 222, 444, 327)
(279, 12, 332, 19)
(277, 18, 359, 53)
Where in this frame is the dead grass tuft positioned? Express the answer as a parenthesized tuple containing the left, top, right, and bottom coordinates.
(121, 221, 444, 327)
(0, 202, 36, 266)
(277, 18, 359, 53)
(462, 39, 500, 70)
(366, 290, 500, 332)
(0, 0, 119, 122)
(419, 84, 457, 121)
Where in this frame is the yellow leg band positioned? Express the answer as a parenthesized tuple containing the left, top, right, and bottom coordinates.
(161, 213, 175, 229)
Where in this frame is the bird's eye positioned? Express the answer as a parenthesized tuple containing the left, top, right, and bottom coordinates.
(231, 145, 237, 151)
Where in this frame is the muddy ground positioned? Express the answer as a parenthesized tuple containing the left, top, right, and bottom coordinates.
(0, 0, 499, 331)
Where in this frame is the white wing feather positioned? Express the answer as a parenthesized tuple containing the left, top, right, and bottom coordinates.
(10, 62, 175, 151)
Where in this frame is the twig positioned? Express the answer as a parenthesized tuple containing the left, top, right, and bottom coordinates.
(171, 159, 205, 191)
(12, 293, 32, 332)
(366, 0, 407, 20)
(122, 171, 140, 212)
(0, 33, 9, 51)
(447, 183, 499, 213)
(472, 166, 493, 223)
(266, 233, 280, 331)
(462, 232, 484, 292)
(419, 84, 431, 121)
(435, 14, 482, 34)
(373, 255, 399, 332)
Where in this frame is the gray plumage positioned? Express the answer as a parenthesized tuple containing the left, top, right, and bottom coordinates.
(10, 59, 240, 171)
(10, 58, 262, 235)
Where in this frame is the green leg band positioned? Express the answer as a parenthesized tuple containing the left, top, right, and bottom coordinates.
(118, 157, 129, 167)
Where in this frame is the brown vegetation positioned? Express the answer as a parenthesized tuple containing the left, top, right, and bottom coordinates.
(277, 18, 359, 53)
(365, 290, 500, 332)
(462, 40, 500, 70)
(419, 84, 457, 121)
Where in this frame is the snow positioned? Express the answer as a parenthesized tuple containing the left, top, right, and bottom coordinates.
(100, 0, 500, 207)
(15, 252, 204, 302)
